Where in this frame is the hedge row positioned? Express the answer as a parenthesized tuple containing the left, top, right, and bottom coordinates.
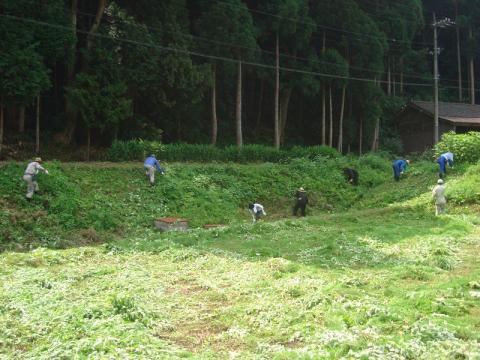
(106, 140, 340, 162)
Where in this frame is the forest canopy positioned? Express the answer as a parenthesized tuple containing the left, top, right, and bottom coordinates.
(0, 0, 478, 157)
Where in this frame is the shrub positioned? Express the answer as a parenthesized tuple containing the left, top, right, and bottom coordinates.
(106, 141, 341, 163)
(107, 139, 163, 161)
(434, 131, 480, 163)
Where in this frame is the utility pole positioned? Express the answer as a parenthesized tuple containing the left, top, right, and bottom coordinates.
(432, 14, 455, 145)
(433, 13, 439, 145)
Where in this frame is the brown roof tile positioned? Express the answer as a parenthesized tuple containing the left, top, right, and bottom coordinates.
(411, 101, 480, 125)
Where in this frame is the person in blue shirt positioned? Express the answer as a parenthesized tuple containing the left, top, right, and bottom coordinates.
(392, 159, 410, 181)
(144, 154, 165, 185)
(436, 152, 454, 179)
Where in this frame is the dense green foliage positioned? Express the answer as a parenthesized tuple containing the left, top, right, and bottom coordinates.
(3, 0, 477, 157)
(107, 140, 340, 162)
(2, 154, 479, 252)
(1, 159, 480, 358)
(0, 156, 382, 250)
(435, 131, 480, 163)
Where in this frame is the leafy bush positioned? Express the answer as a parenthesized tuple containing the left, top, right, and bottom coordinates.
(107, 139, 164, 161)
(106, 141, 340, 163)
(446, 163, 480, 205)
(434, 131, 480, 163)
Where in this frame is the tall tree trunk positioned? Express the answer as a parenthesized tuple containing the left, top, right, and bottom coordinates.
(254, 78, 264, 137)
(86, 127, 91, 161)
(211, 64, 218, 145)
(274, 33, 280, 149)
(337, 86, 346, 153)
(236, 60, 243, 147)
(60, 0, 79, 145)
(18, 105, 25, 133)
(469, 26, 475, 104)
(456, 3, 463, 102)
(392, 57, 396, 97)
(321, 85, 326, 145)
(371, 118, 379, 152)
(36, 96, 40, 154)
(61, 0, 107, 145)
(387, 56, 391, 96)
(400, 58, 404, 95)
(359, 117, 363, 155)
(328, 85, 333, 147)
(279, 88, 292, 145)
(321, 31, 326, 145)
(86, 0, 107, 50)
(0, 102, 3, 157)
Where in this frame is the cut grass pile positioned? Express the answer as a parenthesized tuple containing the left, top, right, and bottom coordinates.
(1, 208, 480, 359)
(1, 158, 480, 358)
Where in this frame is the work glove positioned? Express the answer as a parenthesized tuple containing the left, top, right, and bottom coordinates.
(45, 170, 49, 175)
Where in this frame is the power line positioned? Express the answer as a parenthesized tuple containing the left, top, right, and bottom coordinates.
(212, 0, 433, 47)
(0, 13, 435, 88)
(3, 12, 475, 93)
(73, 9, 450, 83)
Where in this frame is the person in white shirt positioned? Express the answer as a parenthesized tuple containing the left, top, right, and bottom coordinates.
(432, 179, 446, 216)
(23, 157, 49, 199)
(248, 203, 266, 222)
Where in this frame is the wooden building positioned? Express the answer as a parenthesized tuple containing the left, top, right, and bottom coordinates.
(396, 101, 480, 153)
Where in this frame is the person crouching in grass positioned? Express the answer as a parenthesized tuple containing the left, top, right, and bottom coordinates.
(248, 203, 266, 223)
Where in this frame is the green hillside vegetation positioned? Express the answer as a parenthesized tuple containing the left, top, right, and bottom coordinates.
(0, 154, 393, 251)
(1, 156, 480, 358)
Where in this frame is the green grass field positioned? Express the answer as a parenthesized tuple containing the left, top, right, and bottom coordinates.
(1, 157, 480, 359)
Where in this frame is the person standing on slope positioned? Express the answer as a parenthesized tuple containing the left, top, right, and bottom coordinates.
(23, 157, 49, 199)
(293, 187, 309, 216)
(436, 152, 454, 179)
(432, 179, 447, 216)
(143, 154, 165, 185)
(392, 159, 410, 181)
(248, 203, 266, 223)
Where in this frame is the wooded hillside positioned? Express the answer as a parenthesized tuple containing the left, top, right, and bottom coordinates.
(0, 0, 478, 157)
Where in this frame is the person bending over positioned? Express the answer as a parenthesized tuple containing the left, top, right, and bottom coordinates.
(248, 203, 266, 222)
(343, 168, 359, 185)
(392, 159, 410, 181)
(23, 157, 49, 199)
(436, 152, 454, 179)
(143, 154, 165, 185)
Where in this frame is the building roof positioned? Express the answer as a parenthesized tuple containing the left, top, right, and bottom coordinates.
(410, 101, 480, 125)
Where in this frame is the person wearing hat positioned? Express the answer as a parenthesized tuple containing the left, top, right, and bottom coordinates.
(436, 152, 454, 179)
(143, 154, 165, 185)
(432, 179, 447, 216)
(23, 157, 49, 199)
(293, 187, 309, 216)
(392, 159, 410, 181)
(248, 203, 266, 223)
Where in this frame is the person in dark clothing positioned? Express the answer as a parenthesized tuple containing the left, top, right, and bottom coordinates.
(343, 168, 359, 185)
(293, 187, 308, 216)
(392, 159, 410, 181)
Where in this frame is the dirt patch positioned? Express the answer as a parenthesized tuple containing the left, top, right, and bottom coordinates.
(281, 339, 304, 348)
(158, 322, 230, 352)
(165, 280, 209, 295)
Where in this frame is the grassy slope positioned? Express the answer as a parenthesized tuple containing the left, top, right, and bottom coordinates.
(1, 158, 480, 358)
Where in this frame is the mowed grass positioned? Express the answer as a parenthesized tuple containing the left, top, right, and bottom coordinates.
(1, 207, 480, 359)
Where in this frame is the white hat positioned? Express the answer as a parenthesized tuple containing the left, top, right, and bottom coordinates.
(437, 179, 444, 184)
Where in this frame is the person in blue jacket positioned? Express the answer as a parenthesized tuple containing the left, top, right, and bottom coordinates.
(392, 159, 410, 181)
(144, 154, 165, 185)
(436, 152, 454, 179)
